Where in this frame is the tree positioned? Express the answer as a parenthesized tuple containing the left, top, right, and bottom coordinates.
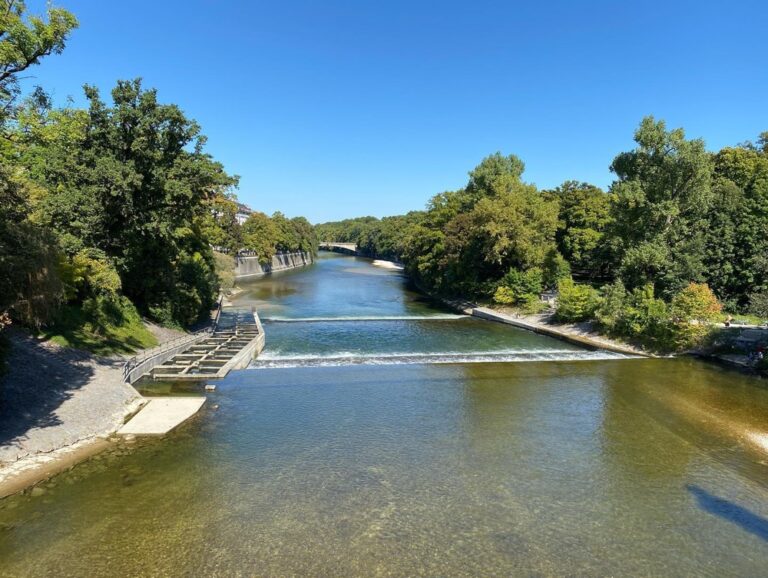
(19, 79, 237, 325)
(670, 283, 721, 350)
(608, 117, 714, 297)
(554, 278, 600, 322)
(435, 177, 557, 296)
(545, 181, 612, 276)
(242, 211, 279, 263)
(0, 1, 77, 122)
(199, 193, 242, 254)
(703, 141, 768, 309)
(0, 1, 76, 326)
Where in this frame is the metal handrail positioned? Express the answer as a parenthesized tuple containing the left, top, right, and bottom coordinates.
(122, 297, 225, 381)
(122, 327, 211, 381)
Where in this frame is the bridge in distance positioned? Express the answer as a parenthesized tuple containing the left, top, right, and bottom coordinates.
(319, 242, 358, 255)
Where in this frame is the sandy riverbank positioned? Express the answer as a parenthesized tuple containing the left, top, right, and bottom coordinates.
(372, 259, 405, 270)
(0, 322, 185, 498)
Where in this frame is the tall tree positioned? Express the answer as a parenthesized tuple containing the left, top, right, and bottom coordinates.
(608, 116, 714, 297)
(19, 79, 237, 325)
(704, 138, 768, 309)
(0, 1, 76, 325)
(545, 181, 612, 277)
(0, 1, 77, 122)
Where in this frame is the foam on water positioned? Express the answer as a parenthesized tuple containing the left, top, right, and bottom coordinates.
(250, 348, 633, 368)
(263, 314, 466, 322)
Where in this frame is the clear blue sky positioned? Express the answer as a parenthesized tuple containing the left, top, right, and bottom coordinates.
(23, 0, 768, 223)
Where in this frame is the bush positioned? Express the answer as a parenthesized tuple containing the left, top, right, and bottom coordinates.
(668, 283, 721, 350)
(613, 284, 672, 346)
(492, 285, 515, 304)
(671, 283, 722, 322)
(594, 280, 627, 330)
(555, 278, 600, 322)
(495, 267, 544, 306)
(749, 291, 768, 319)
(213, 251, 236, 293)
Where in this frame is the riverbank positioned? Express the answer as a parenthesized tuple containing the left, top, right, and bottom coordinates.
(477, 306, 651, 356)
(436, 297, 650, 357)
(372, 259, 405, 270)
(0, 322, 186, 498)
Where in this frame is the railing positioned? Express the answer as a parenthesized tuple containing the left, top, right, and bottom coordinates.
(122, 296, 225, 383)
(122, 328, 212, 382)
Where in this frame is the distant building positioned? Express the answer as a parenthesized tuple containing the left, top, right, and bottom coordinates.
(236, 203, 253, 225)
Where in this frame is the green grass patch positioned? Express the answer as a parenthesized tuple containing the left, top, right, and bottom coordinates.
(39, 297, 157, 356)
(719, 312, 768, 326)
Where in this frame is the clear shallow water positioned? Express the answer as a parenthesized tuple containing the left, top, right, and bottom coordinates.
(2, 253, 768, 576)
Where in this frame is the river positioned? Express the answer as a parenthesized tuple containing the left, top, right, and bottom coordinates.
(2, 252, 768, 576)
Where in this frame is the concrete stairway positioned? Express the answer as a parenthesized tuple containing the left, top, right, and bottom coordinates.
(148, 308, 265, 381)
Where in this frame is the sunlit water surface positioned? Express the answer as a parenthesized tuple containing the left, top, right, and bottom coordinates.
(2, 253, 768, 576)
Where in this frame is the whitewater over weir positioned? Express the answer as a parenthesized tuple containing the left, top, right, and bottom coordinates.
(255, 316, 634, 368)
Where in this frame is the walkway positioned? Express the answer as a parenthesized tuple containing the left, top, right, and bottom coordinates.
(118, 398, 206, 436)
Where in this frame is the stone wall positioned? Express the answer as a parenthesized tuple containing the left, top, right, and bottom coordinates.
(234, 251, 313, 279)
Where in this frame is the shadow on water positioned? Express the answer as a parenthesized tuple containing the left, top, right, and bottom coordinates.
(687, 484, 768, 542)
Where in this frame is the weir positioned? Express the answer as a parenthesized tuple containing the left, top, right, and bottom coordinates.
(254, 313, 637, 369)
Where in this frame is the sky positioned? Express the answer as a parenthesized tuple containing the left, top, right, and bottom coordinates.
(22, 0, 768, 223)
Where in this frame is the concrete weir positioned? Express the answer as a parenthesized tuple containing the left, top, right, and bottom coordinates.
(147, 308, 265, 381)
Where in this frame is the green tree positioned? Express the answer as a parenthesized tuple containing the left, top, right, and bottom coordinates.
(19, 79, 237, 325)
(545, 181, 612, 276)
(703, 141, 768, 309)
(608, 117, 714, 297)
(554, 278, 600, 322)
(0, 1, 77, 326)
(242, 211, 279, 263)
(0, 1, 78, 122)
(199, 193, 242, 254)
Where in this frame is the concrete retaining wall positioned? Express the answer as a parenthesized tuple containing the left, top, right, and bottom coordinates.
(234, 252, 313, 279)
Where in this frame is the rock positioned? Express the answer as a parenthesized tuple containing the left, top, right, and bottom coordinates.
(30, 486, 46, 497)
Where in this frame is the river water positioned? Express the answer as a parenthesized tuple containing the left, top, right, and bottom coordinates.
(2, 252, 768, 576)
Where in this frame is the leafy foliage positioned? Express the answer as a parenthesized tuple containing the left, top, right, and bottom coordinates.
(554, 279, 600, 323)
(545, 181, 612, 277)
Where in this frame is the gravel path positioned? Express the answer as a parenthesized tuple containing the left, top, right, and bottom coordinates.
(0, 329, 143, 465)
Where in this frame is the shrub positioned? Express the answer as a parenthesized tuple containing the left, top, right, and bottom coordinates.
(496, 267, 544, 306)
(555, 278, 600, 322)
(213, 251, 236, 293)
(594, 280, 628, 330)
(671, 283, 722, 322)
(668, 283, 721, 350)
(749, 291, 768, 319)
(493, 285, 516, 304)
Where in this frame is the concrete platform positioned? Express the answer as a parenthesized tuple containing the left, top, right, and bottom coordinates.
(117, 397, 206, 436)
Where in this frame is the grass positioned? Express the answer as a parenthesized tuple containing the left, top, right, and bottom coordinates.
(718, 312, 767, 326)
(38, 301, 158, 356)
